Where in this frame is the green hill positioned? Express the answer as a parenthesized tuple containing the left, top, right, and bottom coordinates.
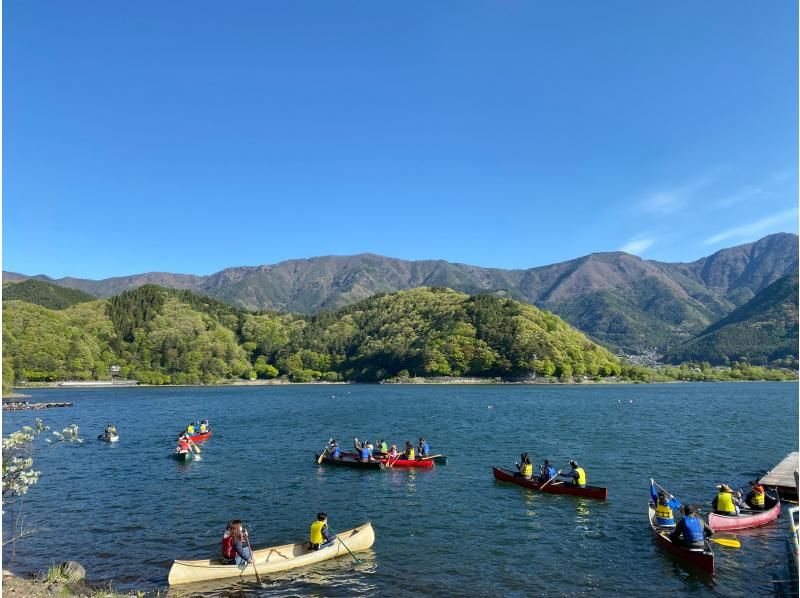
(3, 279, 96, 309)
(2, 285, 621, 385)
(665, 274, 799, 366)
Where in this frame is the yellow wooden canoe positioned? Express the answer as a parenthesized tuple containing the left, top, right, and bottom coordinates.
(167, 522, 375, 586)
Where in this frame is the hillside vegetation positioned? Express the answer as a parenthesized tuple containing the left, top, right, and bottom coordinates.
(2, 285, 622, 386)
(3, 279, 96, 309)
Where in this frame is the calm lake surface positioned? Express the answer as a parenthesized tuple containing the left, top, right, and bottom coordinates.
(3, 383, 798, 596)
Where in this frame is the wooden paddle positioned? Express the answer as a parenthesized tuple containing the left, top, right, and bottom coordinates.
(330, 528, 361, 564)
(244, 529, 262, 583)
(317, 439, 333, 464)
(539, 469, 563, 490)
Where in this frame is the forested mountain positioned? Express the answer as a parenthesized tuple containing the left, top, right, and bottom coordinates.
(4, 233, 797, 353)
(2, 285, 621, 385)
(665, 274, 799, 366)
(2, 279, 96, 309)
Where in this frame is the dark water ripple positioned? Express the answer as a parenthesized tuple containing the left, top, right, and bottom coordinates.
(2, 382, 797, 596)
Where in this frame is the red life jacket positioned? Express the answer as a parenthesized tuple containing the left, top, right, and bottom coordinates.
(221, 535, 235, 560)
(178, 439, 190, 451)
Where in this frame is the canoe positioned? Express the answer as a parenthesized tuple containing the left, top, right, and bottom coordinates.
(373, 450, 448, 465)
(341, 451, 434, 468)
(492, 467, 608, 500)
(649, 501, 714, 574)
(188, 429, 212, 442)
(315, 454, 383, 470)
(168, 522, 375, 585)
(98, 434, 119, 443)
(173, 450, 193, 462)
(708, 495, 781, 531)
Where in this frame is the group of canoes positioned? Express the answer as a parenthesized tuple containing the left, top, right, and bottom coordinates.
(648, 478, 781, 574)
(316, 437, 448, 469)
(173, 420, 212, 462)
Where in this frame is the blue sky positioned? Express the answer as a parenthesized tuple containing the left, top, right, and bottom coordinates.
(4, 1, 797, 279)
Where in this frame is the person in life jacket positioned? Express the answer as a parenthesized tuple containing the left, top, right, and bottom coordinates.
(308, 512, 336, 550)
(388, 444, 398, 458)
(176, 434, 191, 454)
(403, 441, 415, 460)
(187, 422, 195, 435)
(199, 420, 208, 433)
(105, 423, 117, 437)
(418, 438, 430, 458)
(745, 480, 767, 510)
(516, 453, 533, 479)
(220, 520, 253, 565)
(327, 439, 342, 459)
(561, 460, 587, 488)
(365, 441, 374, 457)
(353, 438, 373, 462)
(379, 440, 388, 453)
(655, 492, 676, 527)
(538, 459, 557, 483)
(669, 504, 713, 548)
(712, 484, 743, 515)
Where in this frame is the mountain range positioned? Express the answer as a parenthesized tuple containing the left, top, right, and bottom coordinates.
(4, 232, 798, 357)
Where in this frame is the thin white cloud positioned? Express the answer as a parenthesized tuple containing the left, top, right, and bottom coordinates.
(619, 238, 654, 255)
(702, 209, 798, 245)
(639, 169, 723, 214)
(715, 185, 767, 208)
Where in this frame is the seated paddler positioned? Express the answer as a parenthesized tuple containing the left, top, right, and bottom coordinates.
(199, 419, 208, 433)
(669, 505, 713, 548)
(403, 441, 415, 460)
(309, 512, 336, 550)
(327, 439, 342, 459)
(379, 439, 388, 454)
(220, 520, 253, 565)
(515, 452, 533, 479)
(745, 480, 766, 510)
(712, 483, 742, 516)
(560, 460, 586, 487)
(655, 491, 678, 527)
(418, 437, 430, 458)
(176, 434, 191, 454)
(539, 459, 557, 483)
(186, 422, 196, 435)
(354, 438, 373, 462)
(105, 423, 117, 437)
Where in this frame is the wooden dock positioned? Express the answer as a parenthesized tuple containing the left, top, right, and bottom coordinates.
(760, 452, 799, 500)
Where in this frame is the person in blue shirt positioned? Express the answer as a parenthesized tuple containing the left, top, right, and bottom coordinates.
(418, 437, 430, 458)
(669, 505, 713, 548)
(353, 438, 373, 462)
(538, 459, 557, 483)
(327, 439, 341, 459)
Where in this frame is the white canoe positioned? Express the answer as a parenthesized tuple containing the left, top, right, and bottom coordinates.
(99, 434, 119, 443)
(167, 521, 374, 586)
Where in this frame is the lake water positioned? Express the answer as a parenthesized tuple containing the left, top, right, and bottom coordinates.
(2, 382, 798, 596)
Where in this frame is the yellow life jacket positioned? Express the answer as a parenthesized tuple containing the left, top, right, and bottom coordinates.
(200, 423, 207, 433)
(310, 520, 325, 544)
(575, 467, 587, 486)
(407, 448, 415, 459)
(716, 491, 736, 514)
(187, 425, 195, 434)
(751, 488, 765, 506)
(656, 502, 673, 520)
(522, 463, 533, 477)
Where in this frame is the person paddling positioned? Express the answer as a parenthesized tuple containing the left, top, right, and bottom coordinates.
(354, 438, 373, 462)
(327, 439, 342, 459)
(308, 512, 336, 550)
(403, 441, 415, 460)
(516, 453, 533, 479)
(379, 439, 388, 453)
(712, 483, 743, 515)
(669, 505, 713, 548)
(538, 459, 557, 483)
(104, 423, 117, 438)
(418, 437, 430, 458)
(655, 492, 677, 527)
(220, 520, 254, 565)
(176, 433, 191, 455)
(187, 422, 196, 435)
(745, 480, 767, 510)
(560, 460, 587, 488)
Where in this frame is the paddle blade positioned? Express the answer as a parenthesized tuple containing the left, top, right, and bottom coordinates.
(711, 537, 741, 548)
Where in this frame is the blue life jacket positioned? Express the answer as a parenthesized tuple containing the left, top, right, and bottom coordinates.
(422, 442, 430, 454)
(331, 447, 341, 458)
(544, 466, 557, 479)
(682, 516, 704, 544)
(359, 447, 370, 460)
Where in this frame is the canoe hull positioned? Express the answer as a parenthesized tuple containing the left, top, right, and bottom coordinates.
(342, 451, 439, 467)
(649, 502, 714, 574)
(173, 451, 193, 462)
(168, 522, 375, 585)
(316, 454, 383, 470)
(99, 434, 119, 443)
(188, 430, 212, 442)
(708, 497, 781, 531)
(492, 467, 608, 500)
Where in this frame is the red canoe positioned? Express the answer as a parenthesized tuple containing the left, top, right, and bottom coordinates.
(188, 429, 212, 442)
(649, 501, 714, 574)
(492, 467, 608, 500)
(708, 496, 781, 531)
(341, 451, 434, 468)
